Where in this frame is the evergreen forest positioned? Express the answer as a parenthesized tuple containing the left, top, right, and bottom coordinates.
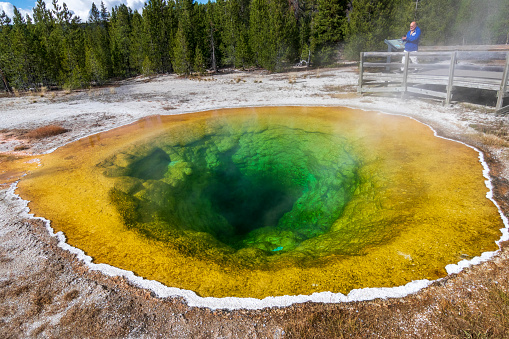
(0, 0, 508, 91)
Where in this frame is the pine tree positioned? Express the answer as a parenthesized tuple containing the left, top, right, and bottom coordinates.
(110, 4, 134, 77)
(295, 0, 315, 66)
(31, 0, 56, 86)
(86, 2, 111, 84)
(143, 0, 172, 73)
(129, 10, 146, 74)
(0, 11, 13, 92)
(99, 2, 112, 76)
(217, 0, 247, 67)
(172, 21, 191, 74)
(52, 1, 88, 89)
(10, 7, 34, 89)
(89, 2, 100, 23)
(193, 3, 210, 70)
(47, 0, 66, 85)
(206, 0, 220, 72)
(194, 44, 206, 74)
(172, 0, 195, 75)
(100, 1, 110, 21)
(164, 0, 179, 72)
(249, 0, 269, 68)
(250, 0, 297, 71)
(310, 0, 348, 65)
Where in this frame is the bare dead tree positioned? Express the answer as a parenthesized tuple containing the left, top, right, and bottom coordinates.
(209, 21, 218, 73)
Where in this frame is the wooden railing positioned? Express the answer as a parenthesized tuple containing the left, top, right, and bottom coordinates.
(358, 50, 509, 114)
(420, 45, 509, 52)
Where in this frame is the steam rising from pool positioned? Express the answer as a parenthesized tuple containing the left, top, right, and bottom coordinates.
(17, 107, 504, 302)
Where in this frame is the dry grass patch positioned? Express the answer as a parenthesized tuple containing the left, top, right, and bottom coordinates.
(284, 277, 509, 339)
(32, 323, 48, 337)
(56, 304, 131, 338)
(475, 133, 509, 148)
(433, 282, 509, 338)
(232, 77, 246, 83)
(467, 121, 509, 148)
(63, 290, 80, 302)
(285, 309, 368, 338)
(13, 144, 30, 151)
(39, 86, 48, 97)
(24, 125, 69, 139)
(330, 93, 360, 100)
(459, 103, 496, 114)
(29, 288, 54, 316)
(0, 250, 12, 263)
(469, 122, 508, 140)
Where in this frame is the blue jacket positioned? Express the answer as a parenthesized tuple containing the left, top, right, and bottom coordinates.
(404, 26, 421, 52)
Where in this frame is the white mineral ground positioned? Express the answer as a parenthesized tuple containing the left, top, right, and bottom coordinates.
(0, 67, 508, 337)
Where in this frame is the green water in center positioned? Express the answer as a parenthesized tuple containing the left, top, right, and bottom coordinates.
(105, 124, 359, 256)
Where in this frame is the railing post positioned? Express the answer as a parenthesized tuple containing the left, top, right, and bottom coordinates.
(358, 52, 364, 94)
(401, 52, 410, 98)
(445, 52, 457, 105)
(386, 44, 392, 72)
(496, 52, 509, 111)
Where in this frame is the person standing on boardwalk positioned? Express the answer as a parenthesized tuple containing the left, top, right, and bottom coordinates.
(401, 21, 421, 70)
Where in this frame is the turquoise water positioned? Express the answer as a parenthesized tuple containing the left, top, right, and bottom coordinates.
(105, 123, 359, 258)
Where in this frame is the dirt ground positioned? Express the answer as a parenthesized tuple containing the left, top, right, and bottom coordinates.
(0, 67, 508, 338)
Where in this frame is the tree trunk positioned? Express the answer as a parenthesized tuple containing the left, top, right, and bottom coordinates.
(0, 68, 12, 94)
(210, 24, 217, 73)
(212, 43, 217, 72)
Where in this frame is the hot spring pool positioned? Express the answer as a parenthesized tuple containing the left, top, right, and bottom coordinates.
(17, 106, 504, 302)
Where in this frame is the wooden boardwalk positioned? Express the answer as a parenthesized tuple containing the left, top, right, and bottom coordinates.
(358, 48, 509, 114)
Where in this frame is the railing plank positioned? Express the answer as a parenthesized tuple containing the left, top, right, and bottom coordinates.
(359, 87, 404, 93)
(363, 63, 453, 70)
(497, 105, 509, 115)
(406, 87, 448, 98)
(363, 62, 403, 68)
(363, 51, 454, 58)
(496, 53, 509, 110)
(420, 45, 509, 52)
